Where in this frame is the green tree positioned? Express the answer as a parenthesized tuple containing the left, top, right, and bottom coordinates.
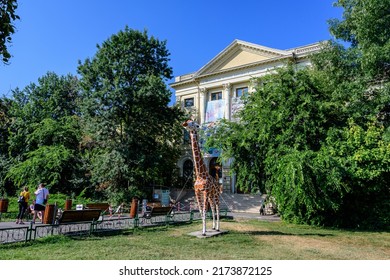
(0, 0, 19, 64)
(78, 27, 183, 202)
(208, 65, 348, 224)
(329, 0, 390, 79)
(8, 72, 79, 156)
(0, 97, 12, 195)
(325, 119, 390, 228)
(0, 96, 11, 155)
(7, 72, 83, 194)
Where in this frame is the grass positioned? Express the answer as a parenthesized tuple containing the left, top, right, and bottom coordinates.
(0, 218, 389, 260)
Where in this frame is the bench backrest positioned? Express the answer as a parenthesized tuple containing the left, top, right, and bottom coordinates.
(58, 209, 101, 224)
(86, 203, 110, 212)
(151, 206, 172, 216)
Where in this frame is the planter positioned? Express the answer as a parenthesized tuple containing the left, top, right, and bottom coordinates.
(0, 198, 9, 213)
(43, 204, 56, 224)
(65, 199, 72, 210)
(130, 197, 138, 219)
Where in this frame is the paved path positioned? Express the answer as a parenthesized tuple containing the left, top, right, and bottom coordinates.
(230, 212, 280, 221)
(0, 221, 33, 229)
(0, 212, 280, 229)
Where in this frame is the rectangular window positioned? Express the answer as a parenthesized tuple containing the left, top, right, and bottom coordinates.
(184, 97, 194, 107)
(211, 92, 222, 100)
(236, 87, 248, 98)
(183, 130, 190, 144)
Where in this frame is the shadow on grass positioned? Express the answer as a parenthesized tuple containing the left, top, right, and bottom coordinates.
(0, 235, 75, 250)
(246, 230, 333, 237)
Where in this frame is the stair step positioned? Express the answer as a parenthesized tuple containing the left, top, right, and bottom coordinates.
(176, 190, 264, 214)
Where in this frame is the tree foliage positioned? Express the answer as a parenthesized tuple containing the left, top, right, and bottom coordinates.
(0, 0, 19, 64)
(6, 72, 83, 194)
(78, 27, 183, 202)
(329, 0, 390, 79)
(0, 97, 11, 154)
(1, 27, 183, 204)
(0, 97, 12, 195)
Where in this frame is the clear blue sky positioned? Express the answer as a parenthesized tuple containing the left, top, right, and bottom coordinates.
(0, 0, 343, 104)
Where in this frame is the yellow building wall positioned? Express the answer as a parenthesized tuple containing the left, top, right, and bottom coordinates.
(220, 50, 271, 70)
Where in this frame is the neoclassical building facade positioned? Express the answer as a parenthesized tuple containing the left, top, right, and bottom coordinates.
(171, 39, 322, 193)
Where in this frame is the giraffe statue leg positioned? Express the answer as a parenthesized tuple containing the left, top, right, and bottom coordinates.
(194, 189, 202, 216)
(195, 189, 206, 236)
(215, 198, 220, 232)
(210, 197, 216, 230)
(201, 192, 208, 236)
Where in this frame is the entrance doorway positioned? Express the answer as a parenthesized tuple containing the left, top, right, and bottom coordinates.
(209, 157, 222, 184)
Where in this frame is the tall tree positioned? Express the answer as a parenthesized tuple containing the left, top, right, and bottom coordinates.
(78, 27, 183, 202)
(0, 0, 19, 64)
(0, 97, 12, 195)
(329, 0, 390, 79)
(6, 72, 83, 194)
(0, 96, 11, 154)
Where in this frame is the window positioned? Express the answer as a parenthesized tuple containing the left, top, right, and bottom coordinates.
(183, 129, 190, 144)
(183, 159, 194, 188)
(184, 97, 194, 107)
(236, 87, 248, 98)
(211, 92, 222, 100)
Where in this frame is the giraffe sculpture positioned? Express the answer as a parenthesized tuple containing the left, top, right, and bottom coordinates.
(182, 120, 221, 236)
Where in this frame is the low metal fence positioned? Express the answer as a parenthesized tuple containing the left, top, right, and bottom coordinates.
(0, 211, 202, 245)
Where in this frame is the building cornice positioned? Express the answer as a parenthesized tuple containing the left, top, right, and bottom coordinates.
(170, 40, 322, 88)
(170, 41, 323, 89)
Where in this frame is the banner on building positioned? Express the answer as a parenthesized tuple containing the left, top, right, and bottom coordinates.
(205, 99, 225, 123)
(231, 96, 244, 122)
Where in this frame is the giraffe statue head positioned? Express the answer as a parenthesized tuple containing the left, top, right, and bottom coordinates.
(182, 120, 200, 132)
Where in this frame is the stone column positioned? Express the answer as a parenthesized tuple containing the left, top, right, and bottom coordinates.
(199, 87, 207, 124)
(223, 83, 232, 120)
(178, 95, 182, 107)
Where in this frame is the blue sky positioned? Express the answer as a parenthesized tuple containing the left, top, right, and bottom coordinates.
(0, 0, 343, 104)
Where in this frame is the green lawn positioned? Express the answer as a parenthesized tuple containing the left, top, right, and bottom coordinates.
(0, 219, 389, 260)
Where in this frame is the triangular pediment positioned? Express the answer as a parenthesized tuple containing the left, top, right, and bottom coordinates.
(196, 40, 290, 77)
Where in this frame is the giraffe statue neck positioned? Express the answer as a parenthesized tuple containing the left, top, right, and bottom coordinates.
(190, 130, 208, 179)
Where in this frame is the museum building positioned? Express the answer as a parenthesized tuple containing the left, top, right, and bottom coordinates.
(170, 39, 322, 193)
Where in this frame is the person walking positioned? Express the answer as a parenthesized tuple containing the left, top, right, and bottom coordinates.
(16, 186, 30, 224)
(32, 183, 49, 224)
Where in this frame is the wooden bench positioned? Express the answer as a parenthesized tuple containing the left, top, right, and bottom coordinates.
(86, 203, 110, 213)
(57, 209, 102, 224)
(143, 206, 172, 219)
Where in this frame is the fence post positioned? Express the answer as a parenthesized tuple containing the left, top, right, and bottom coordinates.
(90, 220, 95, 236)
(134, 210, 139, 228)
(27, 222, 35, 242)
(25, 223, 32, 242)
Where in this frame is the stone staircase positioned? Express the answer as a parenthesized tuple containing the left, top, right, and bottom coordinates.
(173, 189, 264, 214)
(220, 193, 264, 213)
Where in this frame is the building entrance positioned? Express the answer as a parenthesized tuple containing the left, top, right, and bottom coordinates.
(209, 157, 222, 183)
